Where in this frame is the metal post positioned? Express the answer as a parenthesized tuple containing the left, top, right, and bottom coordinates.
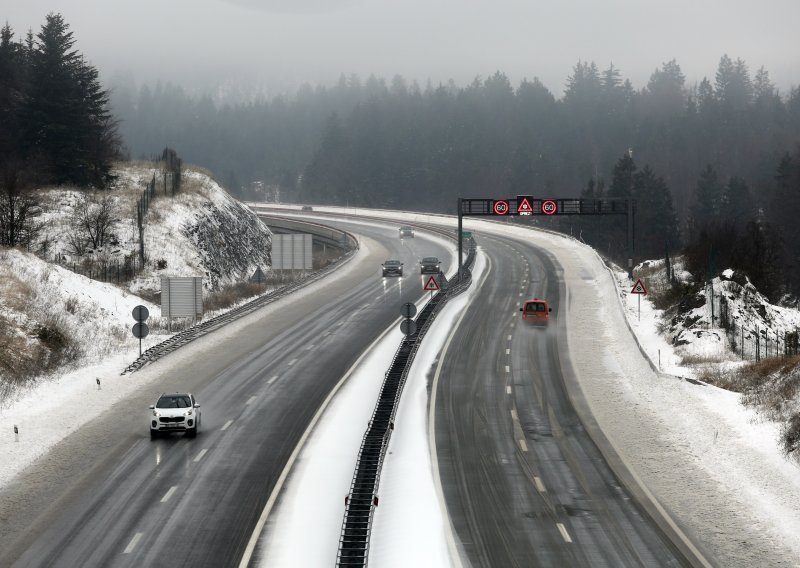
(627, 198, 634, 279)
(457, 198, 463, 283)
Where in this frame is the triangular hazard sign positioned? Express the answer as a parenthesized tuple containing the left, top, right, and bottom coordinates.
(423, 275, 440, 291)
(630, 278, 647, 295)
(517, 197, 533, 214)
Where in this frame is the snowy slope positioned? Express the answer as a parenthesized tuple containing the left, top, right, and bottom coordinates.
(0, 163, 273, 402)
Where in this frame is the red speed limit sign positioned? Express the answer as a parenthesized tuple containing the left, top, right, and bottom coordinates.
(493, 200, 510, 215)
(541, 199, 558, 215)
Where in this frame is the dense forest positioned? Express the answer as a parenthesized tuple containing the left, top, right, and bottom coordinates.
(113, 58, 800, 296)
(3, 14, 800, 298)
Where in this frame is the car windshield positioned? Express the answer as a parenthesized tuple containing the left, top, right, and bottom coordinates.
(423, 257, 439, 263)
(385, 260, 401, 265)
(526, 302, 546, 312)
(156, 395, 192, 408)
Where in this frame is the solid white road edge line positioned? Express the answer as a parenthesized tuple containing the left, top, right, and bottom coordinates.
(194, 449, 208, 463)
(161, 486, 178, 503)
(429, 251, 491, 568)
(237, 313, 409, 568)
(123, 532, 143, 554)
(221, 420, 233, 431)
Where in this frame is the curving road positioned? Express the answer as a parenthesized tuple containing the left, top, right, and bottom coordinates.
(0, 217, 453, 568)
(434, 230, 691, 567)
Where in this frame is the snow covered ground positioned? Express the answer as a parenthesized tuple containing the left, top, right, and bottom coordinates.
(249, 204, 800, 567)
(3, 194, 800, 566)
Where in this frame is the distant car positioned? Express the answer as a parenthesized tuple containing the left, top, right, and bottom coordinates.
(520, 298, 552, 324)
(420, 256, 441, 274)
(301, 205, 313, 211)
(382, 259, 404, 277)
(149, 392, 201, 438)
(399, 226, 415, 238)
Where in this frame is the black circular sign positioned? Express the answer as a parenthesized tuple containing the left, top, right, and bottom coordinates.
(541, 199, 558, 215)
(400, 319, 417, 336)
(493, 200, 510, 215)
(132, 305, 149, 322)
(132, 322, 150, 339)
(400, 302, 417, 319)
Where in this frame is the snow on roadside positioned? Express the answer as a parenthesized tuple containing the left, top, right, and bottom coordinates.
(261, 204, 800, 566)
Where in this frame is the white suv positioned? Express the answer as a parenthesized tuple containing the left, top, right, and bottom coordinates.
(149, 393, 201, 438)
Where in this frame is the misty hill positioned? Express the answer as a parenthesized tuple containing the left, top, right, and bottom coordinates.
(0, 163, 272, 398)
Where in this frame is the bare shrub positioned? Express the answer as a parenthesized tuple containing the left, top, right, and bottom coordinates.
(204, 282, 267, 312)
(64, 296, 78, 314)
(783, 413, 800, 455)
(2, 274, 34, 311)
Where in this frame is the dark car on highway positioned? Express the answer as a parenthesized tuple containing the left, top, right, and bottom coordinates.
(420, 257, 441, 274)
(382, 259, 404, 277)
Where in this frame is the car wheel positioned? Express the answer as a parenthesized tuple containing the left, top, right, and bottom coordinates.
(150, 429, 159, 439)
(186, 427, 197, 438)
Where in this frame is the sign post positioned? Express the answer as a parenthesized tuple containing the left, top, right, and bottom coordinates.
(630, 278, 647, 321)
(132, 305, 150, 357)
(423, 275, 440, 300)
(400, 302, 418, 336)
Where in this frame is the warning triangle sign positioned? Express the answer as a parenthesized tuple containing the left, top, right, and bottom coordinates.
(630, 278, 647, 295)
(517, 196, 533, 215)
(423, 275, 440, 291)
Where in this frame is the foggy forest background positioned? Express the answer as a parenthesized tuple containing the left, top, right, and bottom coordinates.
(111, 58, 800, 299)
(3, 14, 800, 300)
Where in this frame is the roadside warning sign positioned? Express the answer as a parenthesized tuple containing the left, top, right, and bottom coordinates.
(516, 195, 533, 216)
(423, 275, 440, 291)
(630, 278, 647, 295)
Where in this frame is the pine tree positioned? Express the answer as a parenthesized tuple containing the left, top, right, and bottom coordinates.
(721, 176, 753, 228)
(690, 164, 723, 235)
(633, 165, 678, 258)
(19, 13, 118, 187)
(609, 153, 636, 198)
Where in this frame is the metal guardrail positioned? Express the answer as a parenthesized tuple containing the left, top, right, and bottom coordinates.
(121, 228, 358, 374)
(336, 237, 476, 567)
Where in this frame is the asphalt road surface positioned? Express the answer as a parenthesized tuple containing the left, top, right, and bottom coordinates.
(0, 217, 452, 568)
(434, 230, 692, 567)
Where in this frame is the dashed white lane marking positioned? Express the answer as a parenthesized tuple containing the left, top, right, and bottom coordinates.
(506, 386, 512, 395)
(518, 438, 528, 452)
(306, 344, 316, 350)
(506, 349, 510, 355)
(246, 396, 257, 405)
(161, 486, 178, 503)
(534, 476, 546, 493)
(519, 292, 523, 297)
(505, 365, 510, 373)
(287, 358, 297, 367)
(194, 449, 208, 463)
(267, 375, 278, 385)
(507, 335, 512, 341)
(123, 532, 143, 554)
(510, 322, 515, 328)
(557, 523, 573, 543)
(510, 409, 518, 421)
(221, 420, 233, 431)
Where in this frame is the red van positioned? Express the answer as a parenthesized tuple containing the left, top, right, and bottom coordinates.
(520, 299, 551, 323)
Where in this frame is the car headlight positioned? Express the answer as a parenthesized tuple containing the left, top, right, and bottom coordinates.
(186, 409, 193, 416)
(152, 410, 158, 417)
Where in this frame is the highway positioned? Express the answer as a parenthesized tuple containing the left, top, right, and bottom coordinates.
(0, 218, 452, 568)
(434, 230, 691, 567)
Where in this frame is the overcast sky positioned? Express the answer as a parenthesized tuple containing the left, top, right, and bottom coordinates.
(5, 0, 800, 98)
